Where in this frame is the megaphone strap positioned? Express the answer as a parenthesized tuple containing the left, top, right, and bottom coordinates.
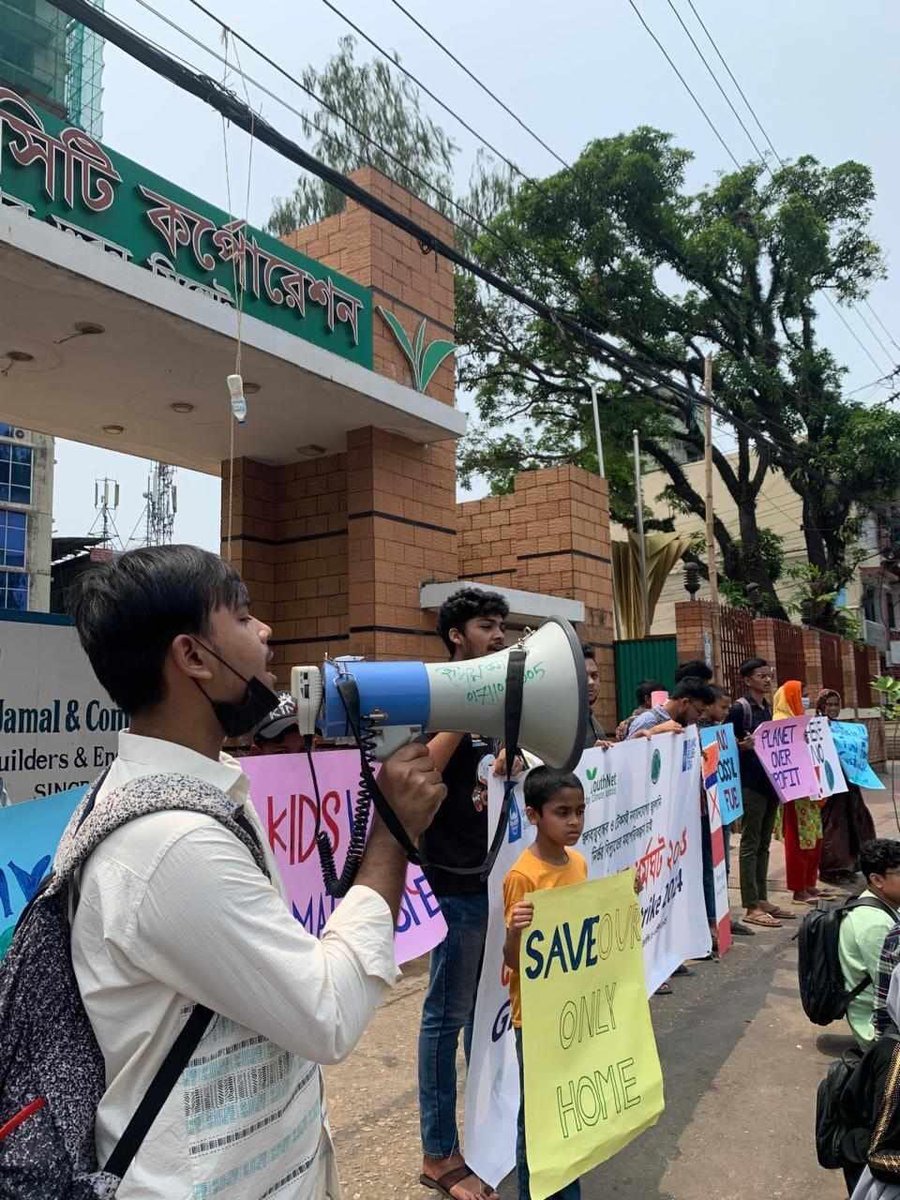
(316, 649, 528, 892)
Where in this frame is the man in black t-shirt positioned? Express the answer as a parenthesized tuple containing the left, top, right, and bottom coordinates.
(728, 657, 794, 929)
(419, 587, 509, 1200)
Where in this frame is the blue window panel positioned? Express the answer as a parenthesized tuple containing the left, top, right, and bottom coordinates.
(0, 424, 13, 438)
(0, 511, 26, 568)
(0, 570, 28, 611)
(0, 444, 32, 505)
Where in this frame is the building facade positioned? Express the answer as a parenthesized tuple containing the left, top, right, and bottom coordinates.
(0, 422, 53, 611)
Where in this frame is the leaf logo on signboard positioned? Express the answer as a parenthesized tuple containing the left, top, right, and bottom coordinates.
(377, 306, 455, 394)
(651, 748, 662, 785)
(586, 767, 598, 780)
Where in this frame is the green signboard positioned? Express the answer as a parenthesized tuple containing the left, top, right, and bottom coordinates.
(0, 85, 373, 367)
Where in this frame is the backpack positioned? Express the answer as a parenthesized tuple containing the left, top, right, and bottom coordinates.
(0, 771, 269, 1199)
(816, 1031, 900, 1171)
(816, 1044, 865, 1169)
(798, 895, 898, 1026)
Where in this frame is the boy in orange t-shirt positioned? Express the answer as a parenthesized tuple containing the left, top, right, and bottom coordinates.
(503, 766, 587, 1200)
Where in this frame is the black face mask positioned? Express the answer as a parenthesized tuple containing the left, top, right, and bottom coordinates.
(194, 640, 280, 738)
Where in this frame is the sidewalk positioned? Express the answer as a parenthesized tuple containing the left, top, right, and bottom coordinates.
(324, 770, 899, 1198)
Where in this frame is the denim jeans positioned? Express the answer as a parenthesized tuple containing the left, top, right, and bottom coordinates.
(418, 892, 488, 1159)
(515, 1028, 581, 1200)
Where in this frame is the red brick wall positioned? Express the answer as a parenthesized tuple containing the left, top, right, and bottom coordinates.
(224, 169, 459, 675)
(283, 167, 455, 405)
(458, 467, 616, 732)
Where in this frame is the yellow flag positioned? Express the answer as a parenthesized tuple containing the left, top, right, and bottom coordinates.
(521, 872, 664, 1199)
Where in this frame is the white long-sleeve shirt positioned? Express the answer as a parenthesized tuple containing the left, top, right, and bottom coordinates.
(69, 732, 399, 1199)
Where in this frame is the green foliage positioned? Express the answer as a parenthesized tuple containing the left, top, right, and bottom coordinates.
(456, 129, 897, 619)
(872, 675, 900, 721)
(266, 36, 456, 233)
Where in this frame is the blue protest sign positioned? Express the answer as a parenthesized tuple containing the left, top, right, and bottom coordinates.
(830, 722, 885, 791)
(0, 786, 86, 958)
(699, 724, 744, 822)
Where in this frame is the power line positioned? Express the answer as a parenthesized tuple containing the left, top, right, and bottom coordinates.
(828, 299, 890, 374)
(131, 0, 500, 248)
(317, 0, 529, 184)
(863, 298, 900, 353)
(49, 0, 821, 478)
(682, 0, 783, 164)
(670, 0, 899, 372)
(853, 302, 898, 365)
(387, 0, 570, 170)
(661, 0, 768, 165)
(625, 0, 741, 169)
(48, 0, 881, 510)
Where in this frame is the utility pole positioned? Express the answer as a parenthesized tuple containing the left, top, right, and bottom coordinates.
(632, 428, 650, 637)
(704, 355, 723, 681)
(590, 384, 606, 478)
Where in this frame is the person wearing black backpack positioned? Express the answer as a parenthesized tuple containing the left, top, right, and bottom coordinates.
(0, 546, 446, 1200)
(840, 841, 900, 1046)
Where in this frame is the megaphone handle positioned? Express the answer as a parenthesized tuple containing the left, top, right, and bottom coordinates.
(335, 677, 423, 865)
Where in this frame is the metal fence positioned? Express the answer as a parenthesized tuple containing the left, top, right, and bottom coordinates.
(772, 619, 806, 688)
(720, 606, 756, 701)
(613, 636, 678, 721)
(820, 632, 845, 696)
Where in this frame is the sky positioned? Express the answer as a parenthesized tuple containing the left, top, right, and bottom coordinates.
(51, 0, 900, 551)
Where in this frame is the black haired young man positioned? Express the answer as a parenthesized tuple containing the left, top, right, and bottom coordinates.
(728, 657, 793, 929)
(582, 643, 609, 746)
(674, 658, 714, 684)
(63, 545, 445, 1199)
(420, 586, 509, 1200)
(626, 678, 716, 738)
(840, 839, 900, 1046)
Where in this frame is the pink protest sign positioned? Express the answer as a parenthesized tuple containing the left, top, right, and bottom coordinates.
(752, 717, 818, 803)
(242, 751, 447, 964)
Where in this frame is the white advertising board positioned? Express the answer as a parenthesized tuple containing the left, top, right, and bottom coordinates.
(0, 612, 124, 802)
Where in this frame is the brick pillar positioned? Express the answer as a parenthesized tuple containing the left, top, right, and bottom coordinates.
(752, 619, 778, 671)
(221, 166, 461, 675)
(801, 628, 824, 702)
(346, 427, 457, 661)
(283, 167, 455, 406)
(868, 645, 883, 691)
(840, 640, 858, 711)
(674, 601, 713, 663)
(458, 466, 615, 732)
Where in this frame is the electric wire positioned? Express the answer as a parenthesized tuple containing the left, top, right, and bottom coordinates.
(386, 0, 570, 169)
(48, 0, 876, 500)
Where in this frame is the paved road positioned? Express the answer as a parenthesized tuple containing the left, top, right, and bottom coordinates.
(325, 775, 898, 1200)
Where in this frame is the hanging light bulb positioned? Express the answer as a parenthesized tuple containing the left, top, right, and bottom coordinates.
(227, 374, 247, 423)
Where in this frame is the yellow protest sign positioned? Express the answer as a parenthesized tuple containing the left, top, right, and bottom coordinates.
(520, 872, 664, 1200)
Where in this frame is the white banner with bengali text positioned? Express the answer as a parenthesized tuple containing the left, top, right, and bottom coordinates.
(464, 733, 709, 1186)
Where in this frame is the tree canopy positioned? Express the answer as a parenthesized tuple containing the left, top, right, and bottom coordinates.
(458, 129, 900, 627)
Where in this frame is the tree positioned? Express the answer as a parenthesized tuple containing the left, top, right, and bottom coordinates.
(457, 129, 900, 628)
(266, 36, 456, 234)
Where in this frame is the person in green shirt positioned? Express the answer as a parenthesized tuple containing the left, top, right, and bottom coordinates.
(838, 839, 900, 1045)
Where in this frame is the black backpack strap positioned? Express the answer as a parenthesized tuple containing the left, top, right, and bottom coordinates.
(846, 896, 900, 922)
(104, 1003, 214, 1179)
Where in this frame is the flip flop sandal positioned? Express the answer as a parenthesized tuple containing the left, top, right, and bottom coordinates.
(731, 921, 755, 936)
(420, 1165, 498, 1200)
(744, 912, 782, 928)
(654, 981, 674, 995)
(764, 906, 796, 920)
(672, 964, 695, 976)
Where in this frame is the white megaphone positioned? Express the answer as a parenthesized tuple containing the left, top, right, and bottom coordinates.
(291, 616, 588, 771)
